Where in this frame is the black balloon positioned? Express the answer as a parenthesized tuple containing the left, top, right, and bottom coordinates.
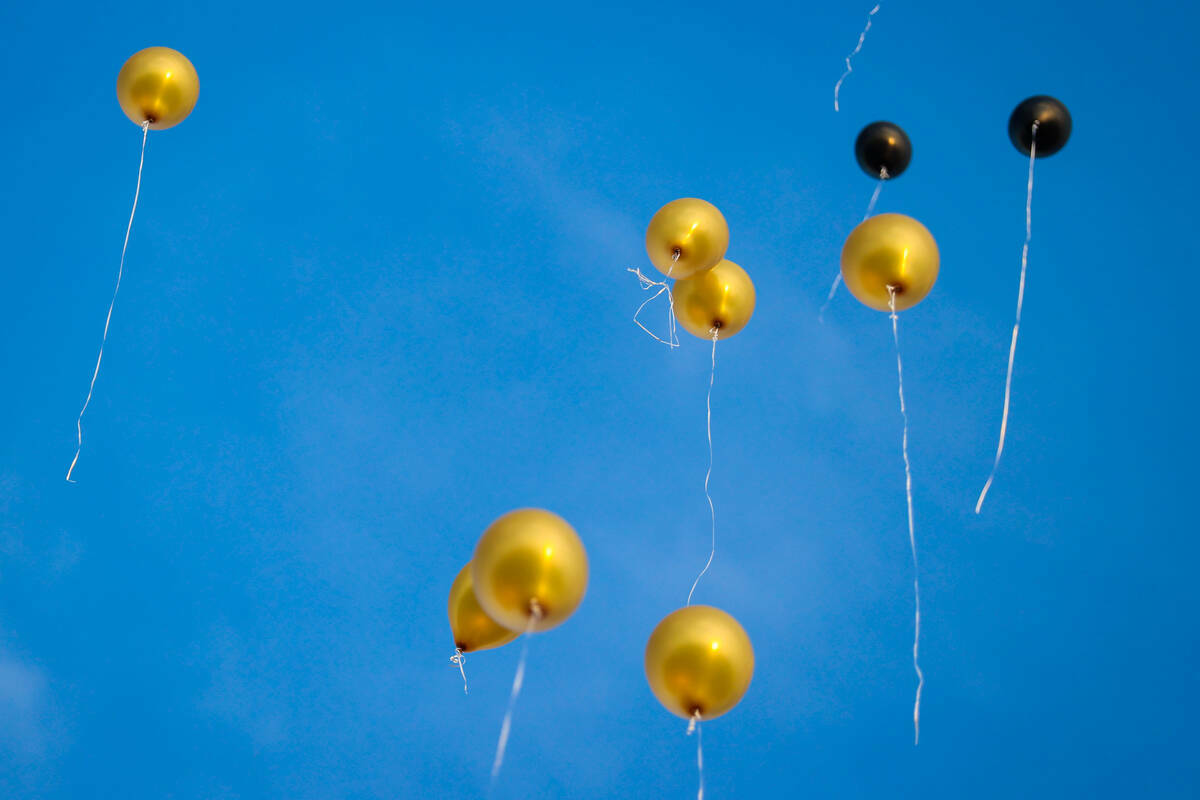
(1008, 95, 1071, 157)
(855, 121, 912, 180)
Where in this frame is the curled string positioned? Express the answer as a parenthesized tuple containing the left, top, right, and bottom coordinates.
(833, 4, 881, 112)
(686, 710, 704, 800)
(888, 287, 923, 745)
(67, 120, 151, 482)
(450, 647, 468, 694)
(489, 600, 542, 786)
(686, 327, 720, 606)
(820, 169, 887, 322)
(976, 122, 1039, 513)
(628, 251, 681, 348)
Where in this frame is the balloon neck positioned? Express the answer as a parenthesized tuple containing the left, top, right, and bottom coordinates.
(528, 597, 544, 622)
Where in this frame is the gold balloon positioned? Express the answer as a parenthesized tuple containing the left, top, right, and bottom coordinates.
(448, 563, 520, 653)
(644, 605, 754, 721)
(116, 47, 200, 130)
(471, 508, 588, 633)
(840, 213, 939, 312)
(645, 198, 730, 280)
(672, 259, 756, 340)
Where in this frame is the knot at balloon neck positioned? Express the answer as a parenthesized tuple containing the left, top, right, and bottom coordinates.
(686, 709, 702, 735)
(667, 249, 681, 279)
(450, 647, 468, 694)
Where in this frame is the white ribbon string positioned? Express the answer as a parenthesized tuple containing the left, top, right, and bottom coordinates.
(489, 601, 542, 785)
(686, 710, 704, 800)
(888, 288, 923, 745)
(629, 251, 681, 348)
(833, 4, 881, 112)
(67, 120, 151, 482)
(450, 647, 468, 694)
(686, 327, 720, 606)
(976, 121, 1039, 514)
(628, 268, 680, 348)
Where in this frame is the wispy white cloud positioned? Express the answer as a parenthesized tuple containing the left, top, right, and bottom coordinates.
(0, 652, 54, 760)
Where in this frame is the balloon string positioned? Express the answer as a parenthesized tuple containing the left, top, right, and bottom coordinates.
(888, 287, 923, 746)
(450, 647, 468, 694)
(489, 600, 542, 786)
(820, 171, 887, 322)
(976, 121, 1038, 514)
(67, 120, 151, 483)
(687, 328, 720, 607)
(628, 251, 680, 348)
(686, 710, 704, 800)
(833, 3, 881, 112)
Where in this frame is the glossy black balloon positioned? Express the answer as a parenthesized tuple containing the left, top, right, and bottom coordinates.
(1008, 96, 1071, 157)
(855, 121, 912, 180)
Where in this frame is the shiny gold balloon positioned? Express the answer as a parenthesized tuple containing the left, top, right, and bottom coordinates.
(645, 198, 730, 280)
(645, 605, 754, 721)
(672, 259, 756, 340)
(448, 563, 520, 653)
(471, 509, 588, 633)
(116, 47, 200, 130)
(840, 213, 939, 312)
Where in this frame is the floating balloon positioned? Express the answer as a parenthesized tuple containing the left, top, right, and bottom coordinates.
(645, 198, 730, 280)
(116, 47, 200, 130)
(1008, 95, 1071, 158)
(840, 213, 939, 312)
(448, 564, 519, 653)
(471, 508, 588, 633)
(645, 605, 754, 721)
(841, 213, 937, 741)
(976, 96, 1072, 514)
(672, 259, 756, 340)
(473, 509, 589, 784)
(819, 121, 911, 319)
(67, 47, 201, 483)
(856, 121, 911, 180)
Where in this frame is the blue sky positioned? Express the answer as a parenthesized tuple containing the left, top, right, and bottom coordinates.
(1, 0, 1197, 797)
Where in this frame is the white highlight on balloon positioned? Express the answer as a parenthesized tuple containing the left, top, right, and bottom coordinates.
(976, 121, 1039, 514)
(67, 120, 150, 483)
(833, 4, 881, 112)
(687, 328, 720, 607)
(888, 287, 923, 746)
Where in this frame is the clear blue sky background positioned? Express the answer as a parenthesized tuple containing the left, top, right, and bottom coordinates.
(2, 0, 1196, 797)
